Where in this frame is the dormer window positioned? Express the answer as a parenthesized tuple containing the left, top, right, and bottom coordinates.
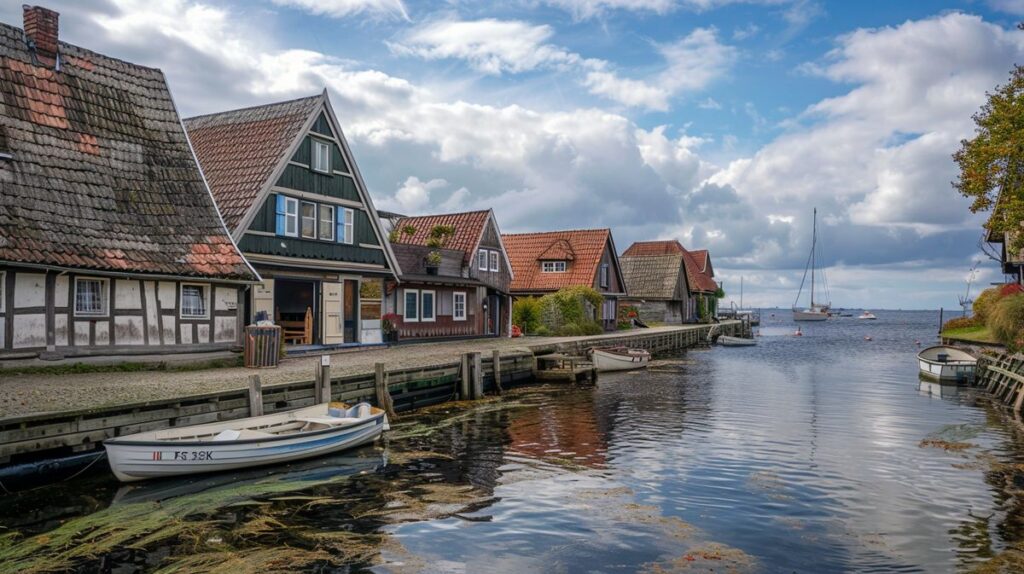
(312, 139, 330, 173)
(542, 261, 567, 273)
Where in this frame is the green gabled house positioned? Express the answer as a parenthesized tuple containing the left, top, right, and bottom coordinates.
(184, 91, 400, 347)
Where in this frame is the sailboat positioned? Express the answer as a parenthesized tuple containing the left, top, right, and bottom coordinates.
(793, 208, 830, 322)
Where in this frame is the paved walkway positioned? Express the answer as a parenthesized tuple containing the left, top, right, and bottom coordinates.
(0, 326, 704, 418)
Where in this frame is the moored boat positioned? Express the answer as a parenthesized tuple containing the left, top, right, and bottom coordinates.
(857, 311, 877, 320)
(917, 345, 977, 383)
(793, 208, 832, 322)
(718, 335, 756, 347)
(591, 347, 651, 372)
(104, 402, 388, 482)
(793, 307, 829, 321)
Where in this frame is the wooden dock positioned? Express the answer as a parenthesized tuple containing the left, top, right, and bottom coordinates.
(975, 353, 1024, 412)
(535, 353, 596, 384)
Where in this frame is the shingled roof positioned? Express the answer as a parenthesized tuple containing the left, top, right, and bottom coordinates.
(391, 210, 493, 266)
(503, 229, 617, 293)
(0, 15, 256, 281)
(183, 94, 321, 232)
(622, 240, 717, 294)
(619, 254, 686, 300)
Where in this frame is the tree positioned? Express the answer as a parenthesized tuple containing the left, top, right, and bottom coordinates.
(954, 65, 1024, 254)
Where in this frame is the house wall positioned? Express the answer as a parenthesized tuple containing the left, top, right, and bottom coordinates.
(470, 218, 513, 293)
(391, 283, 482, 339)
(0, 266, 243, 359)
(621, 299, 685, 324)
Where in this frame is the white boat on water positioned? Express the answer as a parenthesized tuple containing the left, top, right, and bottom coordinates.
(917, 345, 977, 383)
(718, 335, 757, 347)
(793, 208, 832, 322)
(591, 347, 651, 372)
(857, 311, 877, 320)
(104, 402, 388, 482)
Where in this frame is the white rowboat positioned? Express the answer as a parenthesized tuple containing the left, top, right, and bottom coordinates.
(718, 335, 757, 347)
(104, 402, 388, 482)
(591, 347, 651, 372)
(917, 345, 977, 383)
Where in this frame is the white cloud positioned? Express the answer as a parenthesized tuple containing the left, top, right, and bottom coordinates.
(988, 0, 1024, 15)
(659, 28, 738, 93)
(583, 71, 671, 110)
(540, 0, 675, 20)
(271, 0, 409, 20)
(698, 97, 722, 109)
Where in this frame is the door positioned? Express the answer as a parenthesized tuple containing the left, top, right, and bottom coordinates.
(344, 280, 358, 343)
(322, 282, 343, 345)
(485, 293, 500, 336)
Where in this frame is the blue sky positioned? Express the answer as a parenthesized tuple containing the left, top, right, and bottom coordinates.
(4, 0, 1024, 309)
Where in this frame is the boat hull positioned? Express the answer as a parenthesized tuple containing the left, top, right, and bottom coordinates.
(105, 411, 386, 482)
(592, 348, 650, 372)
(793, 309, 828, 321)
(916, 345, 977, 384)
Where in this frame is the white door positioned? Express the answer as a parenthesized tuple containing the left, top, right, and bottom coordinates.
(252, 278, 274, 323)
(322, 282, 344, 345)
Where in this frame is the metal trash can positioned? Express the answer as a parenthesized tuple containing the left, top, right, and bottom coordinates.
(244, 325, 282, 368)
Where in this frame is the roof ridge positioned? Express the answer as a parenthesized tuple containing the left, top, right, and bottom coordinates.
(183, 93, 322, 123)
(397, 209, 491, 220)
(0, 21, 165, 74)
(502, 228, 610, 236)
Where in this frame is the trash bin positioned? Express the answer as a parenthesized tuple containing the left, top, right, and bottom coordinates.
(245, 325, 282, 368)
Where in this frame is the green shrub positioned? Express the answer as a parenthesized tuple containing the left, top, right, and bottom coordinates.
(989, 294, 1024, 349)
(974, 287, 1002, 324)
(512, 297, 543, 334)
(528, 286, 607, 336)
(533, 325, 551, 337)
(942, 316, 979, 331)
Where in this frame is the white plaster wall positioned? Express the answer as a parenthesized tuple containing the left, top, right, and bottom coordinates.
(197, 324, 210, 344)
(115, 279, 142, 310)
(163, 316, 176, 345)
(158, 281, 176, 309)
(14, 273, 45, 308)
(13, 313, 46, 348)
(55, 274, 69, 307)
(54, 314, 68, 347)
(180, 325, 193, 345)
(214, 316, 236, 343)
(114, 316, 145, 345)
(94, 321, 109, 346)
(74, 321, 90, 346)
(143, 281, 160, 344)
(215, 286, 236, 311)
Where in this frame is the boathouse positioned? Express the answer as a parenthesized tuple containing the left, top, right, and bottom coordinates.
(184, 93, 399, 348)
(0, 6, 259, 361)
(502, 229, 626, 331)
(620, 240, 719, 323)
(383, 210, 513, 340)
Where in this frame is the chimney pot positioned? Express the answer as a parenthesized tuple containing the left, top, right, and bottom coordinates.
(22, 5, 59, 61)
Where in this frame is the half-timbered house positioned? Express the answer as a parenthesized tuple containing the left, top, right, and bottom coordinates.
(184, 92, 399, 348)
(0, 6, 259, 362)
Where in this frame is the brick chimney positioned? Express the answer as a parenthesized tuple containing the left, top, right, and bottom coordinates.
(22, 5, 59, 64)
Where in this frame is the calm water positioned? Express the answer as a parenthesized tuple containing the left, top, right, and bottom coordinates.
(3, 310, 1024, 573)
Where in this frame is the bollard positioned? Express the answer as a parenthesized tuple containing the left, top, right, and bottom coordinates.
(248, 375, 263, 417)
(319, 355, 332, 404)
(492, 349, 503, 395)
(471, 352, 484, 399)
(375, 362, 398, 419)
(460, 353, 471, 400)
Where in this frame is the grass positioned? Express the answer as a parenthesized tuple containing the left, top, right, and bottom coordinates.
(941, 325, 1000, 344)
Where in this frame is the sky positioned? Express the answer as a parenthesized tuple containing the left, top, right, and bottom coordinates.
(4, 0, 1024, 309)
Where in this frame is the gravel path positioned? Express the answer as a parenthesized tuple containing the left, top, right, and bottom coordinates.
(0, 326, 698, 418)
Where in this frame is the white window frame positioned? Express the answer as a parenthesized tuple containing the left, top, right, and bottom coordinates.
(300, 201, 317, 239)
(341, 207, 354, 244)
(284, 197, 299, 237)
(420, 290, 436, 322)
(600, 264, 609, 288)
(542, 261, 567, 273)
(74, 276, 110, 317)
(180, 283, 210, 320)
(403, 289, 419, 322)
(0, 271, 5, 313)
(478, 249, 488, 271)
(312, 139, 331, 173)
(489, 251, 499, 272)
(453, 291, 467, 321)
(319, 204, 335, 241)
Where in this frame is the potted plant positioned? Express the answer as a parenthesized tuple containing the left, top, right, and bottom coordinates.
(382, 313, 401, 343)
(424, 250, 442, 274)
(423, 224, 454, 276)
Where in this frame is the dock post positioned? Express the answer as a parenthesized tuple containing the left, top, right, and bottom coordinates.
(492, 349, 503, 395)
(247, 375, 263, 417)
(375, 362, 398, 419)
(472, 352, 484, 399)
(460, 353, 471, 399)
(319, 355, 332, 404)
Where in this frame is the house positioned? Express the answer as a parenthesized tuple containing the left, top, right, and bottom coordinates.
(502, 229, 626, 331)
(184, 92, 399, 347)
(620, 240, 719, 323)
(384, 210, 513, 340)
(0, 6, 259, 361)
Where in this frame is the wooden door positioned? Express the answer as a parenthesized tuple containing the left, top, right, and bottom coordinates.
(344, 280, 357, 343)
(322, 282, 343, 345)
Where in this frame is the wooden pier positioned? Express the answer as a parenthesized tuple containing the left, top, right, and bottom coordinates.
(975, 353, 1024, 412)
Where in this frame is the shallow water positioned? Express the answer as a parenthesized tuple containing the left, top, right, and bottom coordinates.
(3, 310, 1024, 573)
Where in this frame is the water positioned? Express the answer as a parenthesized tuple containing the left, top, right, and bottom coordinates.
(3, 310, 1024, 573)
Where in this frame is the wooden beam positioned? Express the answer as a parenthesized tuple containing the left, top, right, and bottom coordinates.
(247, 375, 264, 417)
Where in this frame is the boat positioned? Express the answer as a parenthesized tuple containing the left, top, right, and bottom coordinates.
(917, 345, 977, 383)
(591, 347, 651, 372)
(793, 208, 831, 321)
(104, 402, 388, 482)
(857, 311, 877, 320)
(718, 335, 756, 347)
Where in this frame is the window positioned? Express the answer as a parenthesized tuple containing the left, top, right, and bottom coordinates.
(421, 290, 435, 322)
(181, 284, 209, 319)
(489, 251, 499, 272)
(404, 289, 419, 322)
(453, 292, 467, 321)
(542, 261, 567, 273)
(74, 277, 109, 317)
(339, 208, 354, 244)
(600, 264, 609, 288)
(478, 249, 488, 271)
(312, 139, 330, 173)
(284, 197, 299, 237)
(300, 201, 316, 239)
(319, 205, 335, 241)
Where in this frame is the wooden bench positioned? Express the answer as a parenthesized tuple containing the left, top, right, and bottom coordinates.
(279, 306, 313, 345)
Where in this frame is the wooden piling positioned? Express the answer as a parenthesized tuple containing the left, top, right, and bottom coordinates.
(319, 362, 331, 404)
(471, 352, 484, 399)
(375, 362, 398, 419)
(247, 375, 263, 417)
(460, 353, 471, 399)
(492, 350, 503, 395)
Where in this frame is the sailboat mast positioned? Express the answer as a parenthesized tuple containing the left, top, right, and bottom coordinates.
(810, 208, 817, 308)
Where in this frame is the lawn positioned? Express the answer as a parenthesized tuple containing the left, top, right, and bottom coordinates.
(941, 324, 1000, 344)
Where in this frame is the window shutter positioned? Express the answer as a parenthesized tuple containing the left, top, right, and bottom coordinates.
(336, 207, 344, 243)
(275, 195, 286, 236)
(346, 209, 354, 244)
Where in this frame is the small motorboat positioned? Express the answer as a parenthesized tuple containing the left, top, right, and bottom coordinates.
(718, 335, 756, 347)
(917, 345, 977, 383)
(857, 311, 877, 320)
(104, 402, 388, 482)
(591, 347, 651, 372)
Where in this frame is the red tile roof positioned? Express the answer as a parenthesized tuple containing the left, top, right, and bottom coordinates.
(392, 210, 492, 265)
(622, 240, 717, 293)
(622, 240, 686, 256)
(0, 21, 255, 281)
(503, 229, 612, 293)
(184, 95, 321, 232)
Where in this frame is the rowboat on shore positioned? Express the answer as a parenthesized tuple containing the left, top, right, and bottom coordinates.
(917, 345, 977, 383)
(718, 335, 757, 347)
(591, 347, 651, 372)
(104, 402, 388, 482)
